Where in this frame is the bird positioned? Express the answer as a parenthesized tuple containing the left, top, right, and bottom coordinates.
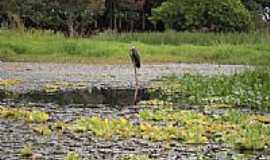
(129, 46, 141, 69)
(129, 46, 141, 105)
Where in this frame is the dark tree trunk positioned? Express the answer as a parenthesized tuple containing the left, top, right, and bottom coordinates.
(119, 15, 122, 31)
(114, 12, 117, 31)
(118, 13, 122, 31)
(130, 20, 134, 32)
(142, 12, 145, 30)
(67, 15, 75, 37)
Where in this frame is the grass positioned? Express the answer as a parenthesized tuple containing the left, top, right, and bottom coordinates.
(0, 29, 270, 64)
(150, 68, 270, 111)
(95, 30, 270, 46)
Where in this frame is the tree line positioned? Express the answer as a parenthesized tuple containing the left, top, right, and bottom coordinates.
(0, 0, 269, 36)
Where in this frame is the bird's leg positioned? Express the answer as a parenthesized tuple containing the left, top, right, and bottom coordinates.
(133, 67, 139, 105)
(134, 66, 138, 86)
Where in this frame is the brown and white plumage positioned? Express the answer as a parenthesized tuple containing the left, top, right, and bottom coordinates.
(129, 46, 141, 68)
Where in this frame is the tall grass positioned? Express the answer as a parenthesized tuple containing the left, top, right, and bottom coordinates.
(0, 29, 270, 64)
(94, 30, 270, 46)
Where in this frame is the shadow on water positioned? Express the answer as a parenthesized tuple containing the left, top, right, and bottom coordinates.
(0, 87, 151, 106)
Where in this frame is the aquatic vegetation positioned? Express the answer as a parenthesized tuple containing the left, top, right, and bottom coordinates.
(226, 124, 270, 150)
(44, 81, 87, 93)
(68, 110, 212, 143)
(19, 144, 33, 157)
(67, 107, 270, 149)
(0, 106, 49, 123)
(139, 123, 181, 142)
(204, 103, 234, 110)
(250, 115, 270, 124)
(0, 107, 28, 119)
(139, 108, 234, 143)
(139, 108, 270, 149)
(138, 99, 173, 106)
(70, 117, 136, 139)
(53, 121, 67, 133)
(149, 68, 270, 111)
(2, 105, 269, 153)
(220, 111, 270, 150)
(120, 154, 152, 160)
(139, 107, 208, 123)
(2, 67, 270, 158)
(65, 152, 80, 160)
(28, 111, 49, 123)
(0, 79, 21, 87)
(70, 116, 180, 141)
(32, 124, 52, 136)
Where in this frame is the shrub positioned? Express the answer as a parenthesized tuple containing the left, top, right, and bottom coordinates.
(151, 0, 253, 32)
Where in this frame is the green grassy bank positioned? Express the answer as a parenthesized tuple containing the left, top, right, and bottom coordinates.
(0, 29, 270, 64)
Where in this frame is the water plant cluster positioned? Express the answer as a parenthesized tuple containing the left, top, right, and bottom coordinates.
(150, 68, 270, 111)
(69, 106, 270, 151)
(0, 79, 20, 88)
(1, 104, 270, 158)
(44, 81, 87, 93)
(0, 106, 49, 123)
(140, 107, 270, 150)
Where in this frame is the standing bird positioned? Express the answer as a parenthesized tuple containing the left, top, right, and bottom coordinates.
(129, 46, 141, 105)
(130, 46, 141, 69)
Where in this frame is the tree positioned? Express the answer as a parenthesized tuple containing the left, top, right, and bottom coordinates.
(0, 0, 163, 33)
(150, 0, 253, 32)
(47, 0, 105, 36)
(0, 0, 105, 36)
(241, 0, 270, 11)
(0, 0, 23, 29)
(105, 0, 144, 31)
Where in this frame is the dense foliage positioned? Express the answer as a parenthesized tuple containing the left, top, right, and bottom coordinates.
(0, 0, 269, 35)
(151, 0, 253, 32)
(241, 0, 270, 11)
(0, 0, 106, 36)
